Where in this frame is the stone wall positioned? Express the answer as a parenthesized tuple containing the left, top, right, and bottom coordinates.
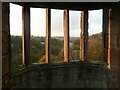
(2, 2, 120, 88)
(2, 2, 11, 86)
(109, 6, 120, 88)
(6, 62, 108, 88)
(0, 2, 1, 53)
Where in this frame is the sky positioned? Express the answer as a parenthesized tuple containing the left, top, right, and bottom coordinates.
(10, 3, 102, 37)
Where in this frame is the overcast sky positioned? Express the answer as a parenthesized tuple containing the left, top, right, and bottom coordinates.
(10, 3, 102, 37)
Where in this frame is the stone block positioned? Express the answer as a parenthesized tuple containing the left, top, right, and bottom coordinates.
(2, 3, 9, 13)
(2, 3, 9, 52)
(110, 34, 118, 48)
(118, 48, 120, 73)
(0, 6, 1, 33)
(2, 54, 10, 77)
(0, 31, 2, 56)
(110, 8, 119, 35)
(110, 47, 118, 74)
(2, 3, 9, 33)
(2, 32, 9, 55)
(110, 25, 119, 35)
(0, 55, 2, 83)
(110, 47, 118, 65)
(117, 34, 120, 47)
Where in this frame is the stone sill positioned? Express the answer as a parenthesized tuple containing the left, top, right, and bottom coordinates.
(11, 60, 106, 78)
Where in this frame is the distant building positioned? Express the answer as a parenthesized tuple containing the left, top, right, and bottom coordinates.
(70, 42, 73, 47)
(41, 41, 45, 45)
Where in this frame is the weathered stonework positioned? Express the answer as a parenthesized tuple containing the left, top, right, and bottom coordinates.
(22, 6, 31, 67)
(110, 35, 118, 48)
(2, 32, 9, 55)
(5, 62, 108, 88)
(2, 2, 120, 89)
(0, 31, 2, 56)
(118, 35, 120, 47)
(2, 2, 11, 87)
(118, 48, 120, 87)
(2, 3, 9, 33)
(2, 55, 9, 77)
(109, 6, 120, 88)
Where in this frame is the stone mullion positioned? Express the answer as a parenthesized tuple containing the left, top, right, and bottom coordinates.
(64, 9, 69, 63)
(46, 8, 51, 63)
(22, 6, 31, 67)
(103, 8, 110, 66)
(80, 9, 88, 61)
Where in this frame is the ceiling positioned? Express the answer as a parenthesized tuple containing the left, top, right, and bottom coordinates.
(12, 2, 119, 10)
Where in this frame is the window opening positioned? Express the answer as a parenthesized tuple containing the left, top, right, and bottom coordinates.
(69, 10, 81, 62)
(88, 9, 103, 63)
(10, 3, 23, 71)
(30, 8, 46, 64)
(51, 9, 64, 63)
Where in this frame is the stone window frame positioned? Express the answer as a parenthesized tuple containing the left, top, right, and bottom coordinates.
(11, 3, 110, 68)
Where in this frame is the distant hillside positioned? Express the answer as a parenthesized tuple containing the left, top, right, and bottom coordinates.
(89, 32, 102, 40)
(88, 32, 103, 62)
(10, 32, 103, 70)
